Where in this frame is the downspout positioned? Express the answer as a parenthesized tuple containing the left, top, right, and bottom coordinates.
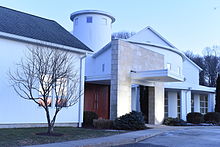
(78, 54, 87, 127)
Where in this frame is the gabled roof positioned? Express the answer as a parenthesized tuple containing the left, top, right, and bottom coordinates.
(127, 26, 202, 71)
(184, 55, 203, 71)
(127, 26, 176, 49)
(0, 6, 92, 52)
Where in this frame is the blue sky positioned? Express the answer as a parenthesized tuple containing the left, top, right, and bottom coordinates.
(1, 0, 220, 54)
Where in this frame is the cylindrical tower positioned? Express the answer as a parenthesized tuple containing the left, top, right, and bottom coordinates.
(70, 10, 115, 52)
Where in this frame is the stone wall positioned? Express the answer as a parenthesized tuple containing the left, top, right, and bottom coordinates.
(110, 40, 165, 124)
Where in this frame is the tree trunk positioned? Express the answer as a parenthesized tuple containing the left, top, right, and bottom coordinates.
(46, 109, 60, 135)
(47, 123, 54, 135)
(45, 108, 53, 135)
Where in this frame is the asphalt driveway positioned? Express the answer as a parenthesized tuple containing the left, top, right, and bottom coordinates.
(117, 127, 220, 147)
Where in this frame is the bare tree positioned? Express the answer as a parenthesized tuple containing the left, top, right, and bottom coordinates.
(112, 31, 136, 39)
(185, 46, 220, 87)
(203, 47, 220, 87)
(9, 46, 81, 135)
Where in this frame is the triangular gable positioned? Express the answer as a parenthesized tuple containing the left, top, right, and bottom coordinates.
(127, 26, 176, 49)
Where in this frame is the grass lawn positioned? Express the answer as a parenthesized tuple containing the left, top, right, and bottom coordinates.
(0, 127, 125, 147)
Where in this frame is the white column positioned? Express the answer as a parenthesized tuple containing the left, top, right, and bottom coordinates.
(154, 82, 164, 124)
(117, 84, 132, 117)
(208, 93, 215, 112)
(194, 94, 200, 112)
(168, 91, 178, 118)
(186, 90, 191, 114)
(148, 83, 164, 125)
(131, 87, 136, 111)
(180, 90, 191, 121)
(180, 90, 186, 121)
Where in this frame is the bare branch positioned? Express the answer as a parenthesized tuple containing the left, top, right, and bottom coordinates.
(9, 45, 81, 134)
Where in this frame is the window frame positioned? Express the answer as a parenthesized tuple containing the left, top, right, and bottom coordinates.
(101, 18, 107, 25)
(38, 75, 53, 107)
(86, 16, 93, 23)
(167, 63, 171, 70)
(191, 94, 194, 112)
(177, 92, 181, 118)
(164, 91, 168, 118)
(74, 18, 78, 26)
(54, 77, 68, 108)
(177, 66, 181, 75)
(38, 75, 69, 108)
(200, 94, 208, 114)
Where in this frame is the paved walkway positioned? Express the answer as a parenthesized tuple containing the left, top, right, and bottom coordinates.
(25, 125, 178, 147)
(116, 126, 220, 147)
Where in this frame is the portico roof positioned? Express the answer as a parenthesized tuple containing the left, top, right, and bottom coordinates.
(131, 69, 184, 82)
(165, 83, 215, 93)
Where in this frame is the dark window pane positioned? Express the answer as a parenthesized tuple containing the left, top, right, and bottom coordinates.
(165, 100, 168, 105)
(87, 16, 92, 23)
(165, 107, 168, 112)
(178, 107, 181, 112)
(200, 102, 204, 107)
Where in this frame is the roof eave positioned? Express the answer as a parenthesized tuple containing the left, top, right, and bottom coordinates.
(184, 56, 203, 71)
(70, 10, 115, 23)
(145, 26, 177, 49)
(92, 42, 111, 58)
(126, 40, 185, 59)
(126, 40, 203, 71)
(0, 31, 93, 54)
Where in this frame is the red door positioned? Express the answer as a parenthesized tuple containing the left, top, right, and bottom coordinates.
(84, 83, 110, 119)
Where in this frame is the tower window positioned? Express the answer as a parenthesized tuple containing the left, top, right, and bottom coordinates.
(102, 18, 107, 25)
(86, 16, 93, 23)
(74, 18, 78, 25)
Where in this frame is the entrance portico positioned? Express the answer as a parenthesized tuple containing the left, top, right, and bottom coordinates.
(109, 40, 184, 124)
(164, 88, 215, 121)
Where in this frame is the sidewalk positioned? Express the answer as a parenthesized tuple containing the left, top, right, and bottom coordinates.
(25, 125, 178, 147)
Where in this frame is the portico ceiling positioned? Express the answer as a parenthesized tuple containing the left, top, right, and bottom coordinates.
(130, 69, 184, 82)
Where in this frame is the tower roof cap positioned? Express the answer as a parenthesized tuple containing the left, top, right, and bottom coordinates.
(70, 10, 115, 23)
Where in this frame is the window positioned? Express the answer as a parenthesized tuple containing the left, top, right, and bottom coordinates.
(74, 18, 78, 25)
(101, 18, 107, 25)
(102, 64, 105, 72)
(177, 66, 181, 75)
(167, 63, 171, 70)
(164, 91, 168, 118)
(38, 97, 52, 107)
(200, 94, 208, 114)
(38, 75, 68, 107)
(86, 16, 93, 23)
(164, 91, 181, 118)
(55, 77, 68, 107)
(56, 98, 67, 107)
(177, 92, 181, 118)
(38, 75, 52, 107)
(191, 94, 194, 112)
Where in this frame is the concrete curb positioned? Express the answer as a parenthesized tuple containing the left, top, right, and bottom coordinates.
(26, 127, 177, 147)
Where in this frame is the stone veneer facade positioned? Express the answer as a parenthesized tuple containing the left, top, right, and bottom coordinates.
(110, 40, 165, 124)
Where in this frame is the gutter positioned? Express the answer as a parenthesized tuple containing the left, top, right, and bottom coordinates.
(0, 31, 93, 54)
(126, 40, 185, 59)
(78, 54, 87, 127)
(126, 40, 202, 71)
